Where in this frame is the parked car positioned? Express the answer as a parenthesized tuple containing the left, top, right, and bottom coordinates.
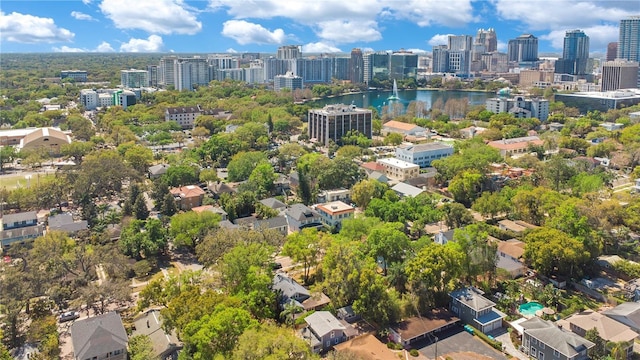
(59, 311, 79, 322)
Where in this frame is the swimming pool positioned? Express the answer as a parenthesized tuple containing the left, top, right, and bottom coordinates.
(519, 301, 544, 317)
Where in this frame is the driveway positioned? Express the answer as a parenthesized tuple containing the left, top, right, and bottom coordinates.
(416, 325, 508, 360)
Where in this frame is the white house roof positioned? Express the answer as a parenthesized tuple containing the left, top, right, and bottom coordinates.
(304, 311, 346, 337)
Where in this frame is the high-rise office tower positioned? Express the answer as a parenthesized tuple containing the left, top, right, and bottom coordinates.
(607, 42, 619, 61)
(159, 56, 178, 87)
(146, 65, 159, 87)
(175, 57, 209, 91)
(448, 35, 473, 51)
(333, 57, 350, 81)
(476, 28, 498, 52)
(366, 52, 390, 81)
(432, 45, 449, 73)
(350, 48, 364, 84)
(390, 50, 418, 80)
(277, 45, 302, 60)
(508, 34, 538, 62)
(555, 30, 590, 75)
(618, 16, 640, 62)
(601, 59, 639, 91)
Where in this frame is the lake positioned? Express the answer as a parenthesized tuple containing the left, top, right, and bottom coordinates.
(310, 89, 493, 112)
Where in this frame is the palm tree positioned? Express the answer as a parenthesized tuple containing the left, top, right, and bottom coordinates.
(280, 301, 303, 327)
(607, 341, 631, 360)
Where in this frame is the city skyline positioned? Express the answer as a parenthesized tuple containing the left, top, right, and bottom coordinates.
(0, 1, 638, 55)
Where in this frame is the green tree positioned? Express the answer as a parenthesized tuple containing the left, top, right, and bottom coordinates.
(163, 164, 199, 187)
(134, 193, 149, 220)
(543, 156, 576, 191)
(584, 328, 607, 360)
(472, 191, 510, 221)
(283, 228, 323, 284)
(124, 144, 154, 174)
(442, 202, 474, 229)
(523, 227, 590, 278)
(129, 334, 159, 360)
(448, 170, 483, 206)
(0, 145, 16, 173)
(351, 179, 387, 209)
(227, 151, 268, 182)
(366, 222, 410, 276)
(352, 265, 400, 327)
(161, 192, 178, 216)
(170, 211, 220, 249)
(232, 323, 317, 360)
(383, 132, 404, 145)
(248, 162, 277, 196)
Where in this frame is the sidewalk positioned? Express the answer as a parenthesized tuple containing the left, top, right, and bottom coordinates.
(493, 329, 528, 360)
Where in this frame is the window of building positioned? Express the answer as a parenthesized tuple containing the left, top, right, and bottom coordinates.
(540, 343, 545, 349)
(539, 353, 544, 360)
(531, 347, 537, 358)
(553, 349, 560, 357)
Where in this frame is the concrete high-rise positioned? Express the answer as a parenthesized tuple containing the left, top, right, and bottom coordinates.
(476, 28, 498, 53)
(274, 71, 303, 92)
(508, 34, 538, 62)
(432, 45, 449, 73)
(120, 69, 148, 88)
(448, 35, 473, 51)
(390, 50, 418, 80)
(618, 16, 640, 62)
(308, 104, 372, 146)
(175, 57, 209, 91)
(555, 30, 589, 75)
(601, 60, 639, 91)
(277, 45, 302, 60)
(607, 42, 619, 61)
(350, 48, 364, 84)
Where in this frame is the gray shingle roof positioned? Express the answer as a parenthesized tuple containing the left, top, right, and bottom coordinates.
(391, 182, 424, 198)
(285, 204, 319, 222)
(71, 312, 127, 360)
(273, 273, 310, 301)
(260, 197, 287, 210)
(304, 311, 346, 337)
(3, 211, 37, 224)
(450, 287, 495, 312)
(521, 317, 595, 357)
(132, 310, 182, 357)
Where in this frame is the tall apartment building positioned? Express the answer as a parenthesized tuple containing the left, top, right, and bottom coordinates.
(120, 69, 148, 88)
(448, 50, 471, 76)
(350, 48, 364, 84)
(481, 52, 508, 73)
(113, 90, 136, 110)
(486, 95, 549, 120)
(175, 57, 209, 91)
(308, 104, 372, 146)
(390, 50, 418, 80)
(448, 35, 473, 51)
(476, 28, 498, 53)
(274, 71, 303, 92)
(147, 65, 159, 87)
(601, 60, 639, 91)
(263, 58, 295, 82)
(80, 89, 98, 110)
(277, 45, 302, 60)
(555, 30, 590, 75)
(295, 57, 334, 83)
(365, 52, 390, 82)
(159, 56, 178, 87)
(333, 57, 350, 81)
(508, 34, 539, 62)
(607, 42, 619, 62)
(618, 16, 640, 62)
(432, 45, 449, 73)
(60, 70, 87, 82)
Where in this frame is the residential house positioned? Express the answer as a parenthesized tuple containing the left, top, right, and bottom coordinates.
(434, 229, 456, 245)
(254, 216, 289, 236)
(336, 305, 360, 324)
(381, 120, 426, 136)
(284, 204, 322, 232)
(169, 185, 205, 211)
(1, 211, 45, 248)
(317, 189, 351, 203)
(487, 136, 544, 157)
(498, 219, 538, 234)
(520, 317, 594, 360)
(301, 292, 332, 312)
(132, 310, 182, 360)
(388, 309, 459, 348)
(191, 205, 228, 221)
(360, 161, 387, 175)
(403, 168, 438, 189)
(597, 255, 633, 271)
(273, 273, 310, 306)
(460, 126, 487, 138)
(48, 213, 88, 234)
(496, 239, 527, 278)
(315, 201, 354, 230)
(391, 182, 424, 198)
(603, 302, 640, 333)
(449, 287, 506, 333)
(209, 182, 236, 199)
(565, 310, 637, 359)
(301, 311, 353, 353)
(148, 164, 170, 179)
(71, 312, 128, 360)
(395, 143, 454, 168)
(600, 122, 624, 131)
(259, 197, 287, 212)
(376, 158, 420, 183)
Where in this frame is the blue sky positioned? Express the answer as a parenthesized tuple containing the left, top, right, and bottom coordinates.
(0, 0, 637, 55)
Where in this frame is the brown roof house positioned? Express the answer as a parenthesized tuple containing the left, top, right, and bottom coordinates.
(488, 136, 544, 158)
(496, 239, 527, 278)
(565, 310, 637, 359)
(388, 308, 459, 348)
(169, 185, 205, 211)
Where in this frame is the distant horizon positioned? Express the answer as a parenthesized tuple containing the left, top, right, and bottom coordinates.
(1, 1, 637, 55)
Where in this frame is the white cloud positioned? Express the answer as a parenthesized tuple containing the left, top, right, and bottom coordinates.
(82, 0, 92, 4)
(406, 48, 428, 54)
(315, 20, 381, 44)
(0, 11, 74, 43)
(497, 41, 507, 52)
(540, 25, 620, 52)
(71, 11, 95, 21)
(211, 0, 476, 45)
(302, 42, 342, 53)
(99, 0, 202, 35)
(361, 47, 374, 53)
(120, 35, 164, 52)
(494, 0, 634, 31)
(96, 41, 115, 52)
(428, 34, 454, 46)
(53, 46, 86, 52)
(226, 48, 238, 53)
(222, 20, 287, 45)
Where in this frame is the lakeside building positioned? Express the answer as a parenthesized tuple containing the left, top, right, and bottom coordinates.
(308, 104, 372, 146)
(395, 143, 454, 167)
(555, 89, 640, 114)
(485, 95, 549, 121)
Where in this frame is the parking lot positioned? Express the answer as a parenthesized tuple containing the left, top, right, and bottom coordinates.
(416, 325, 507, 360)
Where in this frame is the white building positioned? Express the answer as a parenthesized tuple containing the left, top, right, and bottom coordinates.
(485, 95, 549, 121)
(395, 142, 454, 167)
(121, 69, 148, 88)
(98, 93, 113, 108)
(80, 89, 98, 110)
(376, 158, 420, 182)
(315, 201, 355, 230)
(274, 71, 303, 92)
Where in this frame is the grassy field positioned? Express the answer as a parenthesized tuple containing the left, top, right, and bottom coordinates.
(0, 172, 55, 190)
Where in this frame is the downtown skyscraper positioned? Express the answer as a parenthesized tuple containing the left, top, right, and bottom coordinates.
(555, 30, 590, 75)
(618, 16, 640, 62)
